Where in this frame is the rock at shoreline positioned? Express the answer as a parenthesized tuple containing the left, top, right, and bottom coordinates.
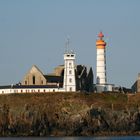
(0, 93, 139, 136)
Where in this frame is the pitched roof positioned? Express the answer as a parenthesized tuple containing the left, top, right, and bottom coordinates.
(0, 85, 59, 89)
(44, 75, 63, 83)
(30, 65, 44, 75)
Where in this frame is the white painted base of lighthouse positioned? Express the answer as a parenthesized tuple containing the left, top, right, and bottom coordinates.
(95, 84, 114, 93)
(96, 49, 106, 84)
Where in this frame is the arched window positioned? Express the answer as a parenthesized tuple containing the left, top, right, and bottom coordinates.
(33, 76, 35, 85)
(96, 76, 100, 84)
(25, 81, 27, 85)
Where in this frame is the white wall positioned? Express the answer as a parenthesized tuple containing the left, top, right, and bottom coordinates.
(0, 88, 65, 94)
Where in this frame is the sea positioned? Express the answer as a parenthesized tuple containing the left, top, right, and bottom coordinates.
(0, 137, 140, 140)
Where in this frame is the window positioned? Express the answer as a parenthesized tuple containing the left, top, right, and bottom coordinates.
(69, 70, 72, 74)
(25, 81, 27, 85)
(33, 76, 35, 85)
(69, 78, 72, 83)
(69, 62, 72, 66)
(41, 80, 43, 85)
(69, 87, 72, 91)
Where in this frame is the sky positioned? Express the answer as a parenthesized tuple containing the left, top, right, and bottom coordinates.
(0, 0, 140, 88)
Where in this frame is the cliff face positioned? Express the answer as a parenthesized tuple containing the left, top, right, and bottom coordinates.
(0, 92, 140, 136)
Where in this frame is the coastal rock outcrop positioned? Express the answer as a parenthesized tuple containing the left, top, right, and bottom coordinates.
(0, 93, 139, 136)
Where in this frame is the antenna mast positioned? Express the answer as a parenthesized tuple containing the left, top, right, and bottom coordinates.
(65, 36, 70, 53)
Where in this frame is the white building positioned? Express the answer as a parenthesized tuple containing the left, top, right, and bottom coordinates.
(0, 41, 77, 94)
(63, 51, 76, 92)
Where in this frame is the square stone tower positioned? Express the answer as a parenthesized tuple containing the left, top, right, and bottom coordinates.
(63, 51, 76, 92)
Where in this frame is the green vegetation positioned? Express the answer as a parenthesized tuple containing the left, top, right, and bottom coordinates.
(0, 92, 139, 136)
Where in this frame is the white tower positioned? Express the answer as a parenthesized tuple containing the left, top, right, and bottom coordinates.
(96, 32, 107, 85)
(63, 40, 76, 92)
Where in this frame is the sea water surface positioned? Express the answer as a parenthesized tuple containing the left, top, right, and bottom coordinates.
(60, 137, 140, 140)
(0, 136, 140, 140)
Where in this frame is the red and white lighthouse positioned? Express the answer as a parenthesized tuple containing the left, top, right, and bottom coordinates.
(96, 32, 107, 85)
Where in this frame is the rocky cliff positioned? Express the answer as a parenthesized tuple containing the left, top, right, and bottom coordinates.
(0, 92, 140, 136)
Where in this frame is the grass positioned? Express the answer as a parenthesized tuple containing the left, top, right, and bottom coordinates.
(0, 92, 139, 117)
(0, 92, 136, 112)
